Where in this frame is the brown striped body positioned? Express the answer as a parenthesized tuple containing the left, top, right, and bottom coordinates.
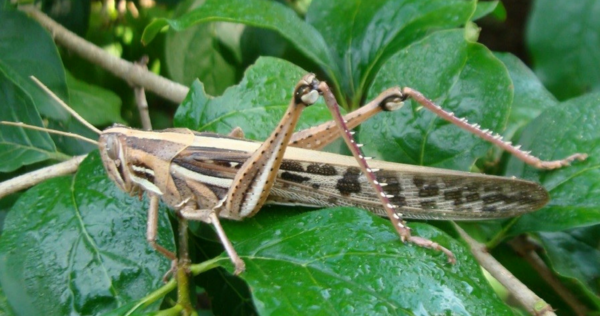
(99, 127, 548, 221)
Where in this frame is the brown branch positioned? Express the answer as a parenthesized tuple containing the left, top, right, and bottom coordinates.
(0, 155, 86, 199)
(133, 56, 153, 131)
(454, 224, 556, 316)
(509, 236, 588, 316)
(20, 6, 189, 104)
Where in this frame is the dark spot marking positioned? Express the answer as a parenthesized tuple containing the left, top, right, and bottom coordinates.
(515, 192, 537, 205)
(465, 193, 481, 202)
(312, 183, 321, 190)
(377, 174, 401, 192)
(377, 174, 406, 206)
(483, 206, 497, 212)
(444, 189, 465, 206)
(280, 172, 310, 184)
(482, 194, 510, 205)
(418, 184, 440, 197)
(444, 189, 463, 201)
(413, 177, 425, 188)
(464, 184, 480, 192)
(280, 161, 305, 172)
(328, 196, 338, 204)
(484, 185, 502, 192)
(336, 167, 361, 196)
(307, 163, 338, 176)
(389, 195, 407, 207)
(420, 200, 437, 209)
(413, 176, 440, 197)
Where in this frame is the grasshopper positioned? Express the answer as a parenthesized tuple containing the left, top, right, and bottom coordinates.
(3, 74, 587, 276)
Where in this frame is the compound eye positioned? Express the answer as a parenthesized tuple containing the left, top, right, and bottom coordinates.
(294, 84, 319, 105)
(105, 136, 120, 161)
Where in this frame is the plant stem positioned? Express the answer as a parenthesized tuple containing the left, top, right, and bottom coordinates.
(454, 223, 556, 316)
(19, 6, 188, 104)
(486, 217, 520, 249)
(176, 217, 194, 315)
(126, 279, 177, 315)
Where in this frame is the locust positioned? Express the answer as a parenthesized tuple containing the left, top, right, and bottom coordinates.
(2, 74, 587, 275)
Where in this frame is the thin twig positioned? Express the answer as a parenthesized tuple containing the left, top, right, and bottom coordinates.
(132, 57, 153, 131)
(125, 257, 222, 315)
(19, 6, 189, 104)
(509, 236, 588, 316)
(454, 224, 556, 316)
(0, 155, 86, 199)
(176, 217, 194, 315)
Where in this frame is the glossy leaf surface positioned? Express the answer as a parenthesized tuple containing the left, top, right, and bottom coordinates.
(0, 10, 69, 121)
(306, 0, 475, 103)
(527, 0, 600, 100)
(0, 152, 174, 315)
(175, 57, 333, 141)
(361, 29, 512, 170)
(220, 207, 512, 315)
(0, 70, 65, 172)
(539, 225, 600, 308)
(505, 92, 600, 235)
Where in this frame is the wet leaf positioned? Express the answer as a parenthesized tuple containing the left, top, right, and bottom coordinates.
(0, 152, 174, 315)
(0, 9, 70, 121)
(527, 0, 600, 100)
(220, 207, 513, 315)
(66, 71, 125, 126)
(493, 53, 558, 141)
(306, 0, 475, 104)
(539, 225, 600, 307)
(361, 29, 512, 171)
(0, 70, 66, 172)
(506, 92, 600, 235)
(143, 0, 337, 83)
(175, 57, 333, 140)
(164, 0, 241, 96)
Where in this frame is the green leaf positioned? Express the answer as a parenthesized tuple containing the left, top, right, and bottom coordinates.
(494, 52, 558, 141)
(0, 70, 68, 173)
(526, 0, 600, 100)
(0, 284, 16, 316)
(505, 92, 600, 235)
(143, 0, 337, 83)
(0, 10, 96, 160)
(0, 9, 70, 122)
(40, 0, 91, 37)
(175, 57, 334, 140)
(472, 1, 505, 21)
(66, 71, 125, 126)
(165, 22, 239, 96)
(539, 225, 600, 307)
(361, 29, 512, 170)
(164, 0, 241, 96)
(220, 207, 513, 315)
(176, 54, 513, 313)
(0, 152, 174, 315)
(306, 0, 476, 105)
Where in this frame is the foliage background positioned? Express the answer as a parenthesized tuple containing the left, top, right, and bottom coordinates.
(0, 0, 599, 315)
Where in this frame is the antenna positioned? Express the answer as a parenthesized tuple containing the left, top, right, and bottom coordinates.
(1, 76, 101, 146)
(0, 121, 98, 145)
(30, 76, 102, 135)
